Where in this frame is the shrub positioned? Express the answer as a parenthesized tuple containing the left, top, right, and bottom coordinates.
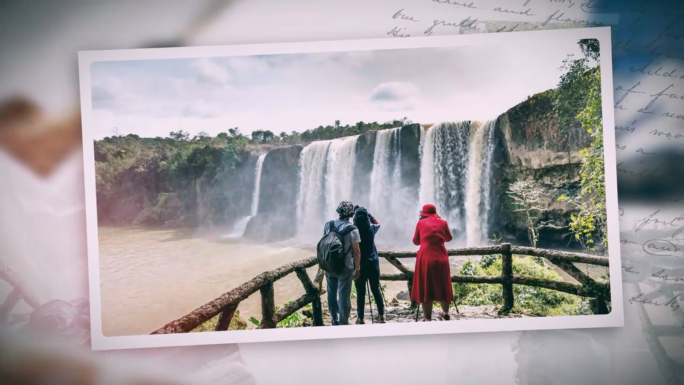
(453, 257, 591, 316)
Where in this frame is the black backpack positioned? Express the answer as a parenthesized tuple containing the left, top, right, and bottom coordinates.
(317, 221, 357, 274)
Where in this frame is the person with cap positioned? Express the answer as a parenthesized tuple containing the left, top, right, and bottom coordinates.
(322, 201, 361, 326)
(411, 203, 454, 321)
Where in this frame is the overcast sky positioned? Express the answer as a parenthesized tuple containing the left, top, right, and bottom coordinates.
(90, 38, 590, 139)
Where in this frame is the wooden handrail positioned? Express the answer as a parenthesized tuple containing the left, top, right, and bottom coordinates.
(151, 257, 317, 334)
(151, 243, 611, 334)
(379, 246, 609, 267)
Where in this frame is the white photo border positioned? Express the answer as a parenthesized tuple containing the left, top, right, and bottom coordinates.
(79, 26, 623, 351)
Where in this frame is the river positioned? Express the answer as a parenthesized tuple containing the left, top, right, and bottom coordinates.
(99, 226, 600, 336)
(98, 226, 412, 336)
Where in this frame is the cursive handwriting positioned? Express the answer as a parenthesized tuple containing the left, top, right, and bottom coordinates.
(636, 148, 658, 155)
(431, 0, 478, 8)
(580, 0, 648, 15)
(614, 38, 634, 54)
(550, 0, 576, 8)
(387, 26, 411, 37)
(616, 120, 637, 133)
(615, 82, 645, 110)
(542, 10, 603, 27)
(616, 144, 626, 150)
(637, 84, 679, 114)
(642, 238, 682, 257)
(622, 265, 640, 274)
(393, 9, 420, 22)
(496, 23, 521, 33)
(629, 61, 684, 80)
(629, 292, 681, 311)
(661, 111, 684, 120)
(649, 129, 684, 141)
(652, 269, 684, 282)
(661, 195, 684, 204)
(635, 210, 684, 238)
(425, 16, 479, 35)
(493, 7, 535, 16)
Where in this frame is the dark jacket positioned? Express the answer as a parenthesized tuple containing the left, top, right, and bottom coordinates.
(353, 208, 380, 262)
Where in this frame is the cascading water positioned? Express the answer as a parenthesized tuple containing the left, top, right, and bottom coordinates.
(250, 153, 267, 216)
(368, 127, 411, 248)
(419, 122, 471, 241)
(325, 136, 359, 217)
(259, 120, 498, 248)
(226, 153, 267, 238)
(296, 140, 333, 242)
(479, 119, 497, 244)
(464, 120, 496, 246)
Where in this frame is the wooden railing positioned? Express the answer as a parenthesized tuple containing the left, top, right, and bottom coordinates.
(151, 243, 611, 334)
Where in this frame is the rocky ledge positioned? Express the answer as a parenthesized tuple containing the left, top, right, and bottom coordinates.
(308, 297, 531, 326)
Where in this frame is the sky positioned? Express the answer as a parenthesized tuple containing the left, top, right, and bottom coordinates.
(89, 37, 591, 139)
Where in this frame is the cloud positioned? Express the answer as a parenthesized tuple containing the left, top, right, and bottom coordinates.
(191, 58, 231, 86)
(369, 81, 420, 102)
(368, 81, 421, 111)
(91, 85, 115, 103)
(181, 100, 220, 119)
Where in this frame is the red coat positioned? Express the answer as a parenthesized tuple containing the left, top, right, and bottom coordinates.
(410, 215, 454, 303)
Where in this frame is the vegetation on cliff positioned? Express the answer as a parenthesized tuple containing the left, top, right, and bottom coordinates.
(556, 39, 606, 252)
(503, 38, 605, 253)
(94, 119, 406, 226)
(95, 129, 249, 226)
(250, 118, 408, 145)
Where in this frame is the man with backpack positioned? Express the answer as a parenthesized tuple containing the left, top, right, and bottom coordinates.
(317, 201, 361, 326)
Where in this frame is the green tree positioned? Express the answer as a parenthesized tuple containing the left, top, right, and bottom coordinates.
(552, 39, 599, 131)
(579, 38, 600, 63)
(554, 38, 606, 252)
(558, 70, 605, 251)
(169, 130, 190, 142)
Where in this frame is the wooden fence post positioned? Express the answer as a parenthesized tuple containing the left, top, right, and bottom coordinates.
(500, 243, 514, 314)
(214, 303, 239, 331)
(591, 296, 610, 315)
(407, 278, 417, 309)
(259, 282, 276, 329)
(295, 267, 324, 326)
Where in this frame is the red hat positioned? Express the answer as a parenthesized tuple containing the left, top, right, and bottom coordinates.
(420, 204, 438, 217)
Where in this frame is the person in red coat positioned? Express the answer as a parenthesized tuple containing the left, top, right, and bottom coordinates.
(410, 204, 454, 321)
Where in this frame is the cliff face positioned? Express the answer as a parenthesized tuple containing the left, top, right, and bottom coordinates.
(243, 145, 303, 243)
(257, 145, 303, 216)
(493, 91, 592, 247)
(351, 130, 376, 207)
(399, 123, 422, 205)
(497, 90, 591, 169)
(194, 151, 258, 228)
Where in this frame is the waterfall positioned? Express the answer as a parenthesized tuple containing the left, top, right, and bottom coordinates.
(366, 127, 417, 249)
(225, 153, 267, 238)
(464, 120, 496, 246)
(479, 119, 497, 243)
(296, 140, 333, 242)
(325, 136, 359, 217)
(369, 127, 401, 215)
(261, 120, 499, 248)
(419, 122, 471, 238)
(250, 153, 267, 216)
(418, 120, 497, 246)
